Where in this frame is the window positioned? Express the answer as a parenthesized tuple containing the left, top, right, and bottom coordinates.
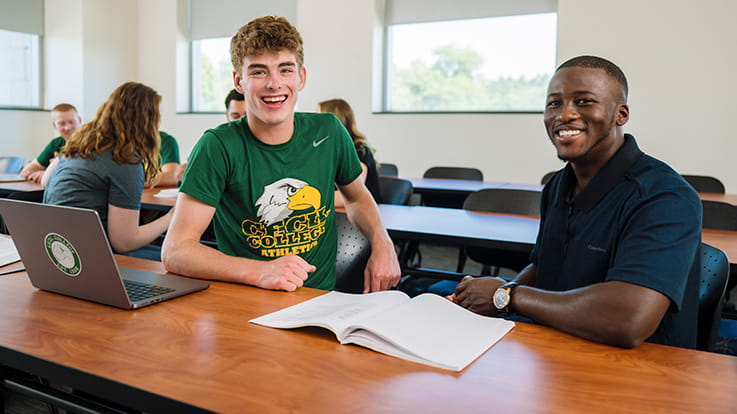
(191, 37, 233, 112)
(0, 30, 41, 108)
(0, 0, 43, 109)
(185, 0, 297, 113)
(383, 0, 557, 113)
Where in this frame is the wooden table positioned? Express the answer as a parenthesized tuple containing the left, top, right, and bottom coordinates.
(0, 255, 735, 413)
(700, 192, 737, 206)
(379, 204, 737, 266)
(141, 186, 178, 210)
(0, 180, 42, 196)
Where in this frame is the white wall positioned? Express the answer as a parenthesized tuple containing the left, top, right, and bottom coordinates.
(556, 0, 737, 188)
(3, 0, 736, 191)
(0, 0, 139, 162)
(81, 0, 139, 120)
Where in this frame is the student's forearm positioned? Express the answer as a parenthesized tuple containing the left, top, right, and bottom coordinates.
(20, 160, 44, 177)
(511, 281, 668, 348)
(163, 238, 249, 283)
(162, 237, 281, 286)
(110, 209, 173, 252)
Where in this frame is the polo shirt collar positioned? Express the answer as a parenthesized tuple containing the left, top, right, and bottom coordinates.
(559, 134, 644, 212)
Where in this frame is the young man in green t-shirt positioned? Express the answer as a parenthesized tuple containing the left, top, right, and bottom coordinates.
(162, 16, 400, 292)
(20, 103, 82, 184)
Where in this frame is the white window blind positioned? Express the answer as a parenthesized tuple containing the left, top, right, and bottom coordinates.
(0, 0, 43, 35)
(190, 0, 297, 40)
(385, 0, 556, 25)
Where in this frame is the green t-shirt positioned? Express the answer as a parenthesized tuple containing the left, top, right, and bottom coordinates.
(181, 113, 362, 290)
(159, 131, 181, 164)
(36, 136, 66, 167)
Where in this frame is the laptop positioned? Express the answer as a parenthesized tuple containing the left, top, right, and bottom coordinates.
(0, 198, 209, 309)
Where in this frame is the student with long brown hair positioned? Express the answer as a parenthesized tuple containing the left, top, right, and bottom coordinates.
(317, 98, 382, 207)
(43, 82, 173, 260)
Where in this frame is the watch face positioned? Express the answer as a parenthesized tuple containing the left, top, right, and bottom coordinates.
(493, 289, 508, 309)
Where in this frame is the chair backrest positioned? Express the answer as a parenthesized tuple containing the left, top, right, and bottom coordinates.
(682, 175, 725, 193)
(378, 163, 398, 177)
(379, 176, 413, 205)
(701, 200, 737, 231)
(334, 212, 370, 293)
(0, 156, 25, 174)
(462, 188, 541, 216)
(540, 171, 557, 185)
(697, 242, 729, 352)
(423, 166, 483, 181)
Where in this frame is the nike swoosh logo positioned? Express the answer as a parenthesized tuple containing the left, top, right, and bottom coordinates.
(313, 136, 329, 147)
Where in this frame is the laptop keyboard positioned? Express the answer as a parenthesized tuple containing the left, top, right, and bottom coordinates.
(123, 279, 175, 301)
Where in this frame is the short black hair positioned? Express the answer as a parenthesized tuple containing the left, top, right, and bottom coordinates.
(224, 89, 245, 110)
(557, 55, 628, 102)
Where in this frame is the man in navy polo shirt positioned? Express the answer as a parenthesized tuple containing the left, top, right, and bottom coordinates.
(451, 55, 702, 349)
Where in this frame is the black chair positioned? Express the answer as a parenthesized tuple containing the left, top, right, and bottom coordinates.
(698, 243, 729, 352)
(378, 163, 398, 177)
(702, 200, 737, 231)
(682, 175, 725, 194)
(423, 166, 482, 181)
(459, 188, 541, 275)
(421, 166, 483, 209)
(701, 200, 737, 318)
(1, 190, 45, 235)
(540, 171, 557, 185)
(379, 177, 413, 205)
(0, 156, 25, 174)
(334, 212, 370, 293)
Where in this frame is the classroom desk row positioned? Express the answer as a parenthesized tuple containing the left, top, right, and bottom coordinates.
(3, 182, 737, 265)
(0, 255, 736, 413)
(408, 176, 737, 206)
(138, 187, 737, 266)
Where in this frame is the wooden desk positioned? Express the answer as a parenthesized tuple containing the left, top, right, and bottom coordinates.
(0, 255, 735, 413)
(407, 178, 736, 207)
(406, 177, 508, 195)
(141, 186, 177, 210)
(379, 204, 537, 254)
(0, 180, 42, 196)
(700, 192, 737, 206)
(379, 204, 737, 267)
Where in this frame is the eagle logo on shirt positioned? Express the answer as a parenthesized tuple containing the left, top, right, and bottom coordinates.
(255, 178, 322, 226)
(243, 178, 328, 258)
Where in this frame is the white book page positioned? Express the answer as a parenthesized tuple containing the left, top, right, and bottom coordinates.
(250, 291, 410, 339)
(154, 188, 179, 198)
(343, 293, 515, 371)
(0, 235, 20, 267)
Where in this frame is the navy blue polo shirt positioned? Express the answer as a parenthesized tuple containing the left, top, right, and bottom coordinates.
(530, 134, 702, 348)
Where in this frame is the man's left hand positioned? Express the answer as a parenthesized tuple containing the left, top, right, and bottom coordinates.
(453, 276, 507, 316)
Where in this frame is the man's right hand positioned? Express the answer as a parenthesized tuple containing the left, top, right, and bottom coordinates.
(26, 170, 45, 184)
(254, 255, 316, 291)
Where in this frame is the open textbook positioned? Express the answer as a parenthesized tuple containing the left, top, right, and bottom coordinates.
(250, 291, 515, 371)
(0, 234, 21, 267)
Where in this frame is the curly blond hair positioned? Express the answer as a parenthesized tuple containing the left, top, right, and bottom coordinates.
(62, 82, 161, 181)
(230, 16, 304, 74)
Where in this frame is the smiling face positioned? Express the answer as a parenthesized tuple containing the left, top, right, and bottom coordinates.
(544, 66, 629, 167)
(52, 109, 82, 140)
(233, 50, 306, 142)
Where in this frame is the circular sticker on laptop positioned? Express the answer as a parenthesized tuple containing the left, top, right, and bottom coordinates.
(44, 233, 81, 276)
